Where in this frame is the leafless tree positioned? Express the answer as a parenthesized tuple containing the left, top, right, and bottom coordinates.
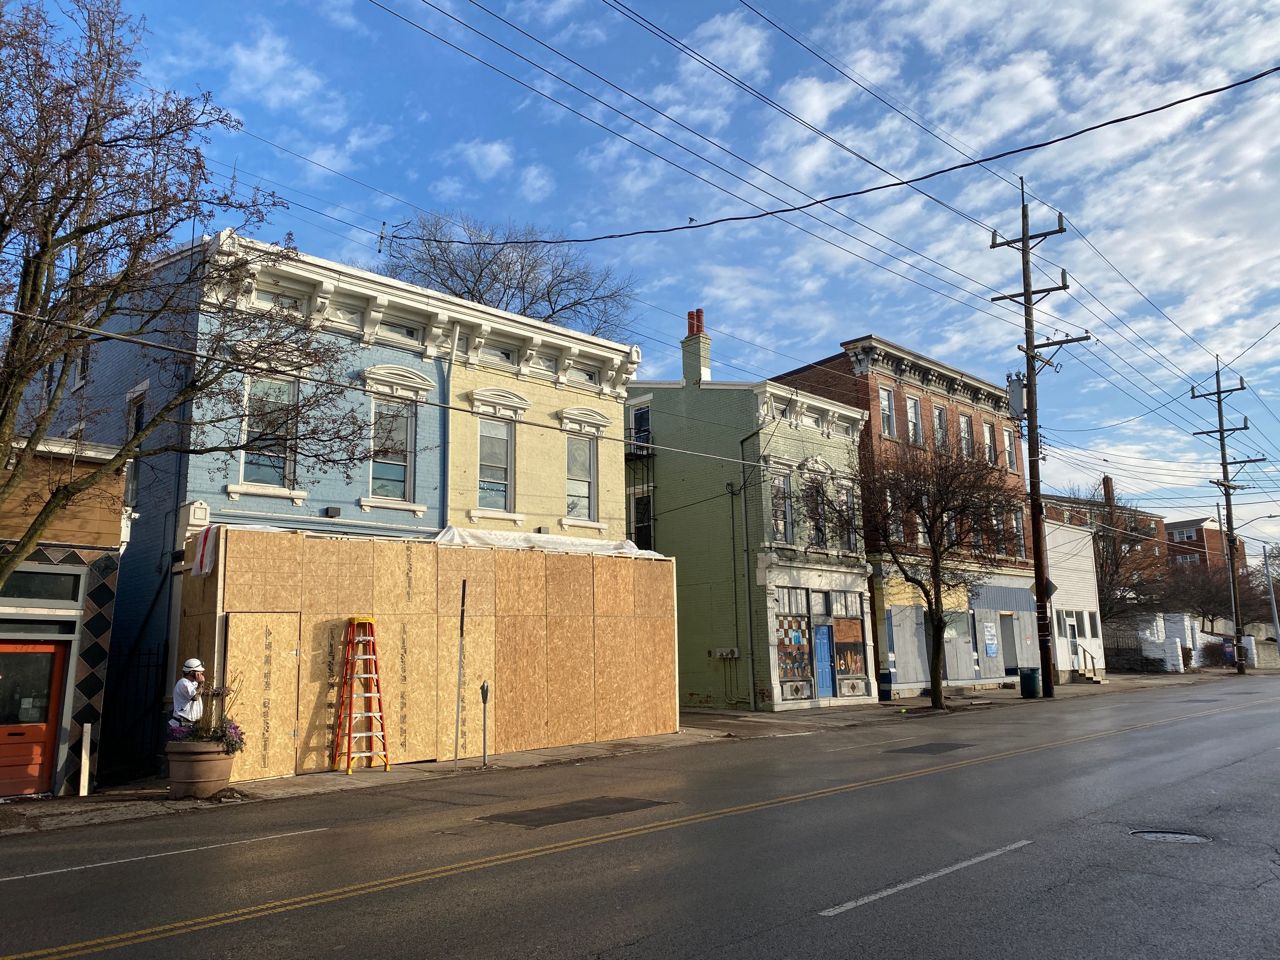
(0, 0, 370, 589)
(1162, 561, 1269, 632)
(383, 213, 634, 339)
(821, 437, 1028, 709)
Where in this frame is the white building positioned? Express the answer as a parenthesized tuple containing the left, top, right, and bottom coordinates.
(1045, 519, 1106, 682)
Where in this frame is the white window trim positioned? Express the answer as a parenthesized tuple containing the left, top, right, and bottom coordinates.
(467, 508, 525, 525)
(565, 433, 598, 523)
(370, 397, 414, 504)
(358, 496, 428, 518)
(905, 396, 923, 445)
(558, 406, 613, 437)
(71, 345, 90, 393)
(362, 365, 435, 402)
(468, 387, 530, 420)
(878, 387, 896, 438)
(225, 483, 309, 506)
(560, 517, 607, 532)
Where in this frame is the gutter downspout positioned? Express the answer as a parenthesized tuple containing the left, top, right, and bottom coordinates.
(739, 426, 766, 711)
(440, 322, 461, 532)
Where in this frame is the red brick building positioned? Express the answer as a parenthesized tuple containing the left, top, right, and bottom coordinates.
(1043, 492, 1167, 563)
(773, 336, 1037, 695)
(1165, 517, 1245, 572)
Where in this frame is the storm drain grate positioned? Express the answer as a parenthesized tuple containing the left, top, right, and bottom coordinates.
(1130, 830, 1212, 844)
(478, 796, 670, 828)
(885, 741, 975, 756)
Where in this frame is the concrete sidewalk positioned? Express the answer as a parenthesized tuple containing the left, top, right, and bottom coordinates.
(0, 669, 1247, 836)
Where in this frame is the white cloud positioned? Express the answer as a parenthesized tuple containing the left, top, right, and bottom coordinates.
(430, 176, 469, 202)
(519, 165, 555, 203)
(451, 139, 516, 180)
(303, 123, 394, 180)
(311, 0, 371, 36)
(225, 28, 349, 134)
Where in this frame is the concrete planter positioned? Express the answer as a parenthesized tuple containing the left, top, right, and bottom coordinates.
(166, 740, 234, 799)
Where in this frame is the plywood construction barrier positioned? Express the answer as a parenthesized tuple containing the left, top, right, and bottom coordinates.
(180, 529, 678, 782)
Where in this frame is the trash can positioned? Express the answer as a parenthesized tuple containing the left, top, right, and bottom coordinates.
(1018, 667, 1041, 699)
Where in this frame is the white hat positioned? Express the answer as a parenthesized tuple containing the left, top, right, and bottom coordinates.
(183, 658, 205, 673)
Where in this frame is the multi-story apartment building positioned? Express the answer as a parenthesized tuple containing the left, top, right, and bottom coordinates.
(1043, 486, 1167, 559)
(626, 311, 875, 710)
(773, 335, 1039, 696)
(1165, 517, 1245, 572)
(57, 233, 640, 776)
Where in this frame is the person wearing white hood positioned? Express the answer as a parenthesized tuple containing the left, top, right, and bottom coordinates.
(171, 658, 205, 728)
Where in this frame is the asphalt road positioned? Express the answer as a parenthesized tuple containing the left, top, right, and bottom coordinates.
(3, 677, 1279, 960)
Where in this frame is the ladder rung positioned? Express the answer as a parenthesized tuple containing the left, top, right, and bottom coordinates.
(352, 731, 386, 738)
(354, 673, 379, 678)
(351, 692, 380, 698)
(351, 712, 383, 718)
(353, 655, 377, 661)
(350, 751, 389, 758)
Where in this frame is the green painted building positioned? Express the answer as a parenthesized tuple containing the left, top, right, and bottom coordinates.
(626, 311, 875, 710)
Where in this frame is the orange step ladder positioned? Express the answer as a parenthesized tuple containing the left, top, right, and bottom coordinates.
(331, 617, 391, 774)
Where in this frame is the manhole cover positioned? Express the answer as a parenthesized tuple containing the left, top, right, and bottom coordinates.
(886, 741, 975, 756)
(1130, 830, 1212, 844)
(478, 796, 669, 828)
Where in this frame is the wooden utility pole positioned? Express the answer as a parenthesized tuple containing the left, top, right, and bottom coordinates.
(1193, 358, 1264, 674)
(991, 179, 1087, 698)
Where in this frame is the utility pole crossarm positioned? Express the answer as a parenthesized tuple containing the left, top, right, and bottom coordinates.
(991, 270, 1069, 303)
(990, 212, 1066, 249)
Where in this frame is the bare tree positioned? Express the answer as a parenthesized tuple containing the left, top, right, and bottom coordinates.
(825, 437, 1028, 710)
(1162, 561, 1269, 632)
(0, 0, 370, 589)
(383, 213, 634, 339)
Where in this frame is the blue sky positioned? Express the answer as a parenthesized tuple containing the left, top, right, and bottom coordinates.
(131, 0, 1280, 541)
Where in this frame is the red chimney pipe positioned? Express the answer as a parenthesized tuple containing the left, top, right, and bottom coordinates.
(695, 307, 704, 334)
(687, 310, 696, 337)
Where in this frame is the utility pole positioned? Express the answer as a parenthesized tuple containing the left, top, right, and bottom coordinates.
(992, 179, 1088, 698)
(1193, 357, 1264, 674)
(1263, 544, 1280, 653)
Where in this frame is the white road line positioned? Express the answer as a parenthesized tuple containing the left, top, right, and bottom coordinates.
(821, 735, 918, 753)
(0, 828, 328, 883)
(819, 840, 1033, 916)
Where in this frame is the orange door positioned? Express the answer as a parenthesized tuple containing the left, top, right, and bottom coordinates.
(0, 642, 67, 796)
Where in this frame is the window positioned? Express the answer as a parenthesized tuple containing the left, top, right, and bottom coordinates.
(805, 478, 827, 548)
(382, 316, 423, 343)
(1013, 509, 1026, 559)
(811, 591, 831, 616)
(887, 491, 904, 543)
(775, 587, 808, 616)
(771, 474, 794, 544)
(933, 406, 948, 451)
(802, 410, 823, 430)
(530, 352, 559, 375)
(831, 592, 859, 618)
(124, 391, 145, 506)
(1003, 427, 1018, 471)
(959, 414, 974, 457)
(1173, 529, 1197, 542)
(566, 435, 596, 520)
(72, 345, 90, 391)
(630, 404, 651, 450)
(774, 399, 791, 420)
(630, 493, 653, 550)
(330, 302, 364, 328)
(567, 364, 601, 385)
(480, 341, 519, 366)
(0, 569, 82, 604)
(992, 510, 1006, 554)
(254, 287, 305, 313)
(371, 401, 412, 500)
(1088, 612, 1099, 638)
(983, 422, 997, 465)
(906, 397, 923, 445)
(879, 387, 896, 438)
(1176, 553, 1200, 565)
(478, 419, 513, 511)
(243, 378, 297, 487)
(842, 486, 858, 551)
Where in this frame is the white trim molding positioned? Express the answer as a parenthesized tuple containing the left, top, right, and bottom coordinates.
(361, 364, 436, 401)
(468, 387, 530, 420)
(467, 508, 525, 525)
(559, 517, 608, 532)
(557, 406, 613, 436)
(358, 496, 428, 518)
(225, 483, 309, 506)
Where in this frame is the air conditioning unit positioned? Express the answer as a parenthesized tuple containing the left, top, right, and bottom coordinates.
(781, 680, 812, 701)
(837, 678, 865, 698)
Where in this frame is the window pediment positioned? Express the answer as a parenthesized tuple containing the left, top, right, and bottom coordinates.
(469, 387, 530, 419)
(558, 406, 612, 436)
(362, 364, 435, 401)
(798, 456, 835, 475)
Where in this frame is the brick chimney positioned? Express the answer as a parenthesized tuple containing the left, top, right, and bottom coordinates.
(682, 307, 710, 383)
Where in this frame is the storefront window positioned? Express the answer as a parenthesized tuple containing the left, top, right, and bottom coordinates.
(775, 586, 811, 680)
(0, 651, 55, 724)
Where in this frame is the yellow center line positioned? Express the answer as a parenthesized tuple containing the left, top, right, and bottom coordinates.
(9, 694, 1279, 960)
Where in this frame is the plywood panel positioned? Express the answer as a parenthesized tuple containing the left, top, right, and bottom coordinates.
(635, 616, 678, 737)
(375, 614, 437, 764)
(224, 613, 300, 782)
(593, 556, 635, 617)
(545, 553, 593, 617)
(302, 537, 374, 616)
(545, 615, 595, 747)
(438, 547, 496, 618)
(494, 615, 547, 753)
(296, 616, 347, 773)
(633, 559, 675, 619)
(373, 540, 437, 616)
(435, 614, 496, 760)
(594, 617, 639, 742)
(223, 530, 303, 613)
(177, 614, 217, 682)
(181, 532, 220, 619)
(495, 550, 546, 616)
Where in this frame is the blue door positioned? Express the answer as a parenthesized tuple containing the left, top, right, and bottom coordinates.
(813, 625, 834, 698)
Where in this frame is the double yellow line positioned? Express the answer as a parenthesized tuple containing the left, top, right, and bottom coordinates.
(10, 695, 1277, 960)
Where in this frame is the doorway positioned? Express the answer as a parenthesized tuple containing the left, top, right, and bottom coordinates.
(0, 641, 68, 795)
(999, 614, 1018, 675)
(813, 624, 834, 698)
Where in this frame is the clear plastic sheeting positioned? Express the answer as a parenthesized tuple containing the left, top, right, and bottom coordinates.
(433, 525, 663, 558)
